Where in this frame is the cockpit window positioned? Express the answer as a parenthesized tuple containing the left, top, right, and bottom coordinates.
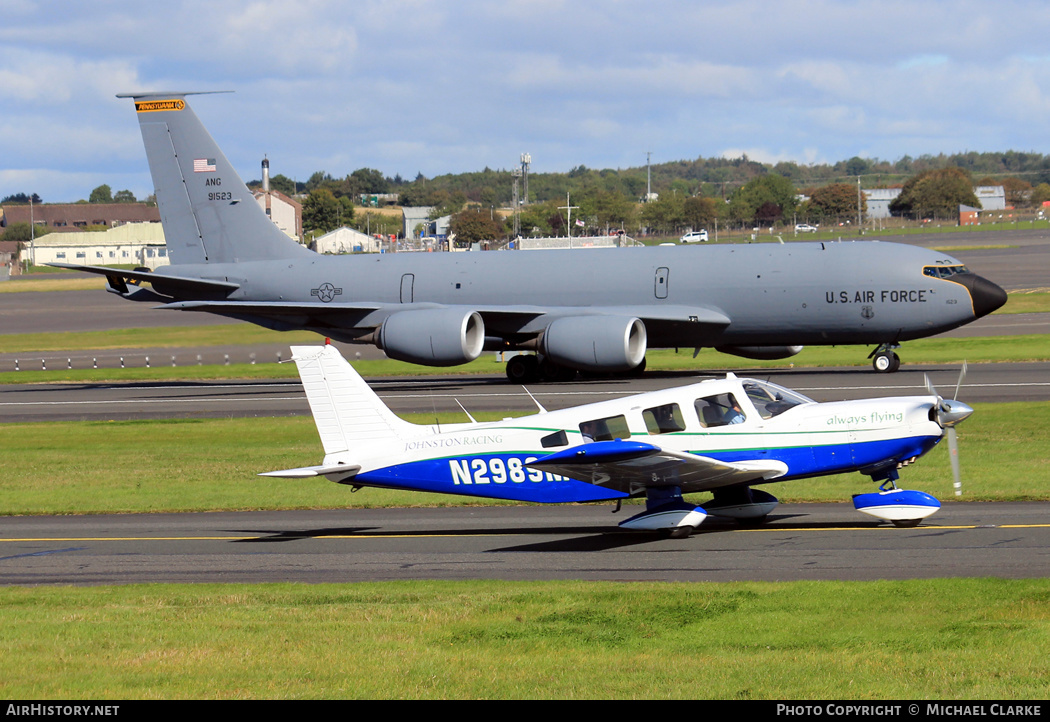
(694, 393, 746, 428)
(923, 264, 970, 280)
(742, 379, 813, 420)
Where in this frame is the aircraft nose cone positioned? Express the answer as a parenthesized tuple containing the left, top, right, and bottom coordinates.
(957, 274, 1008, 318)
(939, 399, 974, 427)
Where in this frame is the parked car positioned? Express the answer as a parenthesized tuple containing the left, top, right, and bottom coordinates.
(680, 230, 709, 243)
(795, 224, 818, 233)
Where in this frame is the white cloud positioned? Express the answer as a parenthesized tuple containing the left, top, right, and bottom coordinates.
(5, 1, 1050, 201)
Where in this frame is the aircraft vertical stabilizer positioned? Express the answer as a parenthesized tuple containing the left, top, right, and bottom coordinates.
(290, 344, 416, 458)
(118, 92, 311, 265)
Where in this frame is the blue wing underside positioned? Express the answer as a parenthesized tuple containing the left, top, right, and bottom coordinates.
(526, 440, 788, 496)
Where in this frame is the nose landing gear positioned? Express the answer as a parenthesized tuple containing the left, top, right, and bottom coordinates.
(869, 344, 901, 373)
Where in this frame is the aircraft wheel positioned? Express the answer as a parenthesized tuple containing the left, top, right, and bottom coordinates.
(873, 351, 900, 373)
(891, 518, 922, 528)
(505, 354, 539, 383)
(667, 526, 694, 539)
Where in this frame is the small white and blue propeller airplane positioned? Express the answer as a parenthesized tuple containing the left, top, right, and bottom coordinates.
(263, 344, 973, 536)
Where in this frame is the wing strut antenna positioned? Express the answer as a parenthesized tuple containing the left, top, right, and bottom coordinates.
(521, 386, 547, 414)
(454, 398, 478, 423)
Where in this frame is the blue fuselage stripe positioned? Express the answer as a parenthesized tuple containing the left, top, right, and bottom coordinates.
(354, 435, 942, 503)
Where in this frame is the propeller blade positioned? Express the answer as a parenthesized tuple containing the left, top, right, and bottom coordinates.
(947, 426, 962, 496)
(924, 372, 937, 398)
(953, 361, 968, 401)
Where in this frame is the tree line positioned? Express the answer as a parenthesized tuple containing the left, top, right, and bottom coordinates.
(9, 150, 1050, 244)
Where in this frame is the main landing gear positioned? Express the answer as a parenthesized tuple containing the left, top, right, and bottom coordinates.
(869, 343, 902, 373)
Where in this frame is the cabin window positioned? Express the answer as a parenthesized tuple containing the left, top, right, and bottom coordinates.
(694, 393, 746, 428)
(579, 414, 630, 442)
(541, 430, 568, 448)
(642, 403, 686, 434)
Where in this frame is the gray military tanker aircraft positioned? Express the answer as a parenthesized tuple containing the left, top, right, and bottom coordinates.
(55, 92, 1007, 379)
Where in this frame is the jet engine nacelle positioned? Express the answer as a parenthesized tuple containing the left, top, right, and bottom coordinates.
(377, 308, 485, 366)
(716, 345, 804, 360)
(542, 315, 647, 371)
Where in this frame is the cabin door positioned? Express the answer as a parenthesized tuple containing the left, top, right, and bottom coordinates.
(655, 267, 669, 299)
(400, 273, 414, 303)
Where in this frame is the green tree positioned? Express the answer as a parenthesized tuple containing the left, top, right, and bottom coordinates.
(1031, 183, 1050, 206)
(683, 196, 719, 230)
(349, 168, 389, 195)
(727, 175, 798, 226)
(449, 208, 505, 244)
(1, 193, 42, 204)
(113, 189, 137, 203)
(1001, 177, 1032, 207)
(302, 189, 342, 234)
(640, 193, 685, 234)
(88, 184, 112, 203)
(0, 221, 50, 242)
(890, 167, 979, 219)
(807, 183, 865, 220)
(269, 174, 297, 196)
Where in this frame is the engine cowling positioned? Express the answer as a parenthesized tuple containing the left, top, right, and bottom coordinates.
(716, 345, 804, 360)
(542, 316, 647, 371)
(377, 308, 485, 366)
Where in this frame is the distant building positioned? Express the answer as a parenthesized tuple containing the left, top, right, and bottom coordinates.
(862, 189, 902, 219)
(313, 226, 385, 254)
(359, 193, 400, 207)
(959, 205, 981, 226)
(863, 185, 1005, 219)
(0, 240, 18, 279)
(253, 158, 302, 241)
(21, 222, 169, 269)
(974, 186, 1006, 211)
(0, 203, 160, 232)
(402, 207, 450, 240)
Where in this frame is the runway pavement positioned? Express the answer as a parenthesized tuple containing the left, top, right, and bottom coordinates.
(2, 503, 1048, 584)
(2, 361, 1048, 423)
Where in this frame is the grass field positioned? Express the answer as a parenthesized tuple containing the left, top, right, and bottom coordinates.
(2, 402, 1047, 516)
(1, 579, 1048, 699)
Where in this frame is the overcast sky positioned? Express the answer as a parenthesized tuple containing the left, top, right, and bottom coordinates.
(4, 0, 1050, 203)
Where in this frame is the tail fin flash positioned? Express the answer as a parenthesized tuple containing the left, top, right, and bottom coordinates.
(119, 92, 311, 265)
(290, 345, 416, 457)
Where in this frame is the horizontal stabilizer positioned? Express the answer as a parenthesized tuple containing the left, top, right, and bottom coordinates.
(259, 464, 360, 479)
(48, 263, 239, 299)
